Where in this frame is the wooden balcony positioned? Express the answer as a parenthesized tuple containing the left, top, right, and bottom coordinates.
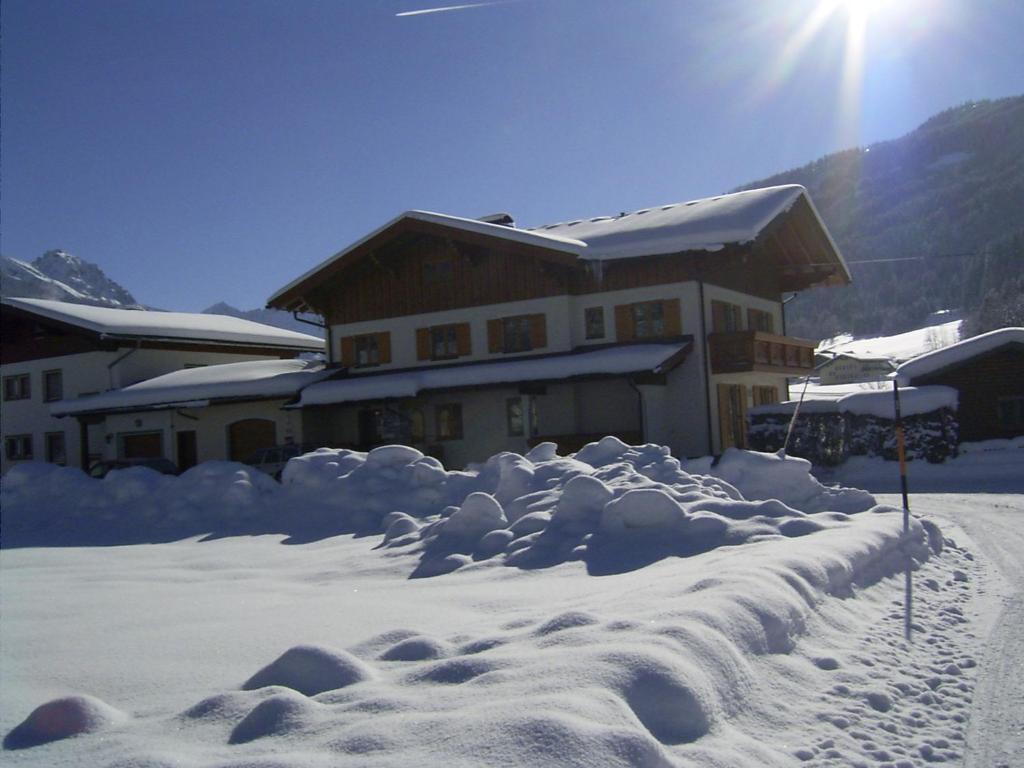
(708, 331, 816, 375)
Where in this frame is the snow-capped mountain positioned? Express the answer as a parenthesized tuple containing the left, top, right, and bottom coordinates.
(201, 302, 324, 337)
(1, 250, 143, 309)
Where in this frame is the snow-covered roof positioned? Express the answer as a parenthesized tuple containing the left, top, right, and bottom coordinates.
(3, 297, 323, 351)
(268, 184, 848, 312)
(267, 210, 587, 308)
(750, 385, 958, 418)
(896, 327, 1024, 384)
(817, 319, 962, 363)
(52, 359, 332, 416)
(296, 343, 689, 407)
(531, 185, 815, 260)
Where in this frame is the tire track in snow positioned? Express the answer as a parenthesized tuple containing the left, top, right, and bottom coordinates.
(882, 493, 1024, 768)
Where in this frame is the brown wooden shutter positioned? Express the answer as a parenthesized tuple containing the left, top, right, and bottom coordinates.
(377, 332, 391, 364)
(340, 336, 355, 367)
(528, 314, 547, 350)
(664, 298, 682, 336)
(717, 383, 732, 451)
(488, 319, 503, 353)
(416, 328, 430, 361)
(711, 301, 727, 333)
(614, 304, 633, 342)
(455, 323, 471, 356)
(737, 385, 748, 449)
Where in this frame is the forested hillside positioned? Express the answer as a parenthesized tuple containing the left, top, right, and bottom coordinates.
(737, 96, 1024, 338)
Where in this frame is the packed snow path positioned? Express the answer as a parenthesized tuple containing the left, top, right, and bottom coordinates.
(880, 493, 1024, 768)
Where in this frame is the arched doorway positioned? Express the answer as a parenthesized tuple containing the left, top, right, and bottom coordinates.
(228, 418, 276, 462)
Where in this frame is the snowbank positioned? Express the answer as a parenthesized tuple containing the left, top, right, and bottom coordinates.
(2, 440, 948, 767)
(4, 439, 877, 579)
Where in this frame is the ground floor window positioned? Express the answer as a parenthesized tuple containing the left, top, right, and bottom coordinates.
(45, 431, 66, 465)
(5, 434, 33, 461)
(506, 397, 538, 437)
(436, 403, 463, 440)
(119, 431, 164, 460)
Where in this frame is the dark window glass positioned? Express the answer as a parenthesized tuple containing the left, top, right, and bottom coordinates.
(585, 307, 605, 340)
(45, 432, 66, 465)
(632, 301, 665, 338)
(43, 370, 63, 402)
(3, 374, 30, 401)
(503, 316, 532, 353)
(431, 326, 459, 359)
(355, 335, 380, 366)
(5, 435, 33, 460)
(437, 403, 463, 440)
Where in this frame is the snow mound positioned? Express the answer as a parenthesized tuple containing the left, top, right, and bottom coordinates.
(229, 689, 320, 744)
(4, 695, 127, 749)
(243, 645, 375, 696)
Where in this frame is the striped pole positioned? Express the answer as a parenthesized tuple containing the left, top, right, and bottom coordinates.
(893, 380, 913, 642)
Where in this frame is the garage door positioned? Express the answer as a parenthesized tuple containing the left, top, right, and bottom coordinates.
(228, 418, 276, 462)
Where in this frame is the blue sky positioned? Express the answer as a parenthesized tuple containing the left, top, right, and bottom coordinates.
(2, 0, 1022, 312)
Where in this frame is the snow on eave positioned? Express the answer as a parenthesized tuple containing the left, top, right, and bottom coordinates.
(294, 341, 690, 408)
(896, 327, 1024, 384)
(266, 210, 587, 311)
(51, 359, 332, 417)
(2, 297, 324, 351)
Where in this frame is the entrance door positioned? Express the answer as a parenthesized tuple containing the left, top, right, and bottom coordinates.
(176, 430, 198, 471)
(228, 419, 276, 462)
(717, 383, 748, 451)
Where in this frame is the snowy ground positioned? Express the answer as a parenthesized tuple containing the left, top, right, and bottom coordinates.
(1, 440, 1020, 766)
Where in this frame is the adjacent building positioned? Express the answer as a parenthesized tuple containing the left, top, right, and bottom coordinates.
(266, 184, 850, 466)
(1, 298, 323, 474)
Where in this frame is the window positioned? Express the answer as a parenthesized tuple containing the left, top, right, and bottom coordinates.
(43, 370, 63, 402)
(503, 316, 533, 353)
(45, 432, 67, 465)
(632, 301, 665, 338)
(488, 314, 546, 354)
(5, 435, 33, 461)
(747, 308, 774, 334)
(341, 332, 391, 368)
(3, 374, 30, 401)
(998, 397, 1024, 430)
(436, 403, 463, 440)
(431, 326, 459, 359)
(506, 397, 538, 437)
(585, 307, 605, 340)
(752, 386, 780, 406)
(614, 299, 680, 341)
(711, 300, 743, 332)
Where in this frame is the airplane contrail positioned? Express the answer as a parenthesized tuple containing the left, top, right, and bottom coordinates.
(396, 1, 517, 18)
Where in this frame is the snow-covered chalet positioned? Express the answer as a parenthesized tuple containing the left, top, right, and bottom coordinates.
(266, 185, 851, 467)
(1, 298, 323, 474)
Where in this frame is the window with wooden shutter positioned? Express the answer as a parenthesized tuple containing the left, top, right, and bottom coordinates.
(340, 337, 356, 367)
(711, 300, 742, 332)
(717, 383, 748, 450)
(663, 298, 681, 336)
(488, 319, 503, 353)
(416, 328, 431, 361)
(528, 314, 546, 350)
(455, 323, 471, 356)
(614, 304, 633, 342)
(341, 332, 390, 367)
(376, 332, 391, 364)
(747, 308, 774, 333)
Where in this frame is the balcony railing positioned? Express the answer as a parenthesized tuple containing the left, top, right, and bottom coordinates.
(708, 331, 816, 375)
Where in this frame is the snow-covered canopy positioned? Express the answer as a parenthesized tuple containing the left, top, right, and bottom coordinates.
(297, 343, 689, 407)
(750, 385, 958, 419)
(2, 297, 323, 351)
(51, 359, 332, 416)
(532, 184, 815, 260)
(896, 327, 1024, 384)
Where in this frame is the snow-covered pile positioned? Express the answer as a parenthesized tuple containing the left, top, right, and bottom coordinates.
(3, 439, 876, 571)
(749, 385, 958, 418)
(2, 440, 949, 767)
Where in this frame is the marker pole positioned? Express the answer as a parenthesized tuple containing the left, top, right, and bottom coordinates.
(893, 380, 912, 642)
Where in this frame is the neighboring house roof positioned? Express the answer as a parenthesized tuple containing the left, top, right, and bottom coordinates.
(267, 184, 849, 313)
(531, 185, 824, 260)
(817, 319, 963, 363)
(751, 385, 958, 418)
(295, 342, 692, 408)
(51, 359, 333, 416)
(896, 327, 1024, 384)
(820, 353, 895, 365)
(2, 297, 323, 351)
